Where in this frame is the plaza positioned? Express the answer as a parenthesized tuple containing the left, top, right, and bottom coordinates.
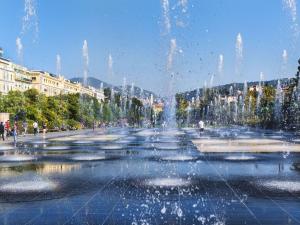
(0, 127, 299, 224)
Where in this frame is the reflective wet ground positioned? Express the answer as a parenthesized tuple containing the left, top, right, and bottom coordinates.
(0, 127, 300, 225)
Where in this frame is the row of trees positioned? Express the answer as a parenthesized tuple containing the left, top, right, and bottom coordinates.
(0, 88, 145, 131)
(176, 60, 300, 130)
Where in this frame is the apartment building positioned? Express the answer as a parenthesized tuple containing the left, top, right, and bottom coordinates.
(0, 53, 104, 101)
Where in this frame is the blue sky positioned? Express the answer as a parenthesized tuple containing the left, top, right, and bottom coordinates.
(0, 0, 299, 94)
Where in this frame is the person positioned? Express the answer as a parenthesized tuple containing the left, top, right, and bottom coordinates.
(22, 120, 28, 136)
(5, 120, 10, 138)
(199, 120, 205, 133)
(33, 121, 38, 136)
(0, 122, 5, 141)
(42, 122, 47, 136)
(12, 122, 18, 144)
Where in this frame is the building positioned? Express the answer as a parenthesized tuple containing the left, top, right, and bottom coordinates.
(12, 64, 32, 92)
(0, 58, 15, 94)
(30, 70, 64, 96)
(0, 52, 104, 101)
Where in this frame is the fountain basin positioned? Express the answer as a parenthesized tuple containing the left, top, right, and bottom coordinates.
(257, 180, 300, 192)
(0, 180, 58, 193)
(144, 178, 190, 187)
(0, 155, 36, 162)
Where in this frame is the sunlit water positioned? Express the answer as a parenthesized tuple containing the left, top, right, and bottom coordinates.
(0, 127, 300, 224)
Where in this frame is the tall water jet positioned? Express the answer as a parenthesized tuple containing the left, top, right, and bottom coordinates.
(16, 37, 23, 64)
(56, 54, 61, 75)
(108, 53, 113, 76)
(243, 81, 248, 99)
(161, 0, 171, 34)
(167, 39, 177, 71)
(82, 40, 89, 87)
(100, 82, 103, 92)
(140, 88, 144, 98)
(150, 94, 154, 106)
(110, 88, 115, 103)
(22, 0, 39, 41)
(282, 49, 288, 77)
(122, 78, 127, 116)
(275, 80, 283, 122)
(257, 73, 264, 113)
(130, 83, 135, 97)
(229, 86, 233, 96)
(235, 33, 243, 76)
(164, 39, 178, 127)
(186, 101, 192, 126)
(283, 0, 299, 38)
(209, 74, 214, 88)
(218, 54, 224, 77)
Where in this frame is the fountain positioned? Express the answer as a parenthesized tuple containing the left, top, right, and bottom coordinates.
(22, 0, 39, 40)
(108, 53, 113, 76)
(274, 80, 283, 122)
(82, 40, 89, 87)
(282, 0, 298, 39)
(235, 33, 243, 76)
(163, 39, 178, 127)
(161, 0, 171, 34)
(56, 54, 61, 75)
(16, 37, 23, 64)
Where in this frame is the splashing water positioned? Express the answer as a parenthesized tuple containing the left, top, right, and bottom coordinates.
(162, 0, 171, 34)
(22, 0, 39, 40)
(283, 0, 297, 22)
(82, 40, 89, 87)
(145, 178, 190, 187)
(167, 39, 177, 71)
(56, 54, 61, 75)
(16, 37, 23, 63)
(179, 0, 188, 13)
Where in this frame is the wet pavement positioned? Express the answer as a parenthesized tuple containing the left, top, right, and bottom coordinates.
(0, 127, 300, 224)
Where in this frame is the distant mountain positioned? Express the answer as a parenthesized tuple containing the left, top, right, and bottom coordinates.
(71, 77, 158, 98)
(180, 78, 291, 101)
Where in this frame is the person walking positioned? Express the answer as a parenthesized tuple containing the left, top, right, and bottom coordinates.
(42, 122, 47, 136)
(12, 122, 18, 144)
(22, 120, 28, 136)
(33, 121, 38, 136)
(5, 120, 10, 139)
(198, 120, 205, 135)
(0, 122, 5, 141)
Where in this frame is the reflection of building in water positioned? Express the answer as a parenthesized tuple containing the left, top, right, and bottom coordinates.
(0, 168, 20, 177)
(0, 163, 81, 177)
(37, 163, 81, 175)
